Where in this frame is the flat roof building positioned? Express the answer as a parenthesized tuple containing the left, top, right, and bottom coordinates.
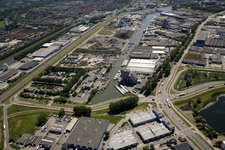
(109, 130, 138, 150)
(39, 137, 56, 148)
(16, 134, 31, 146)
(0, 69, 18, 83)
(66, 117, 109, 150)
(33, 45, 60, 58)
(26, 135, 42, 146)
(129, 110, 157, 127)
(127, 59, 157, 73)
(138, 123, 172, 143)
(195, 31, 208, 47)
(19, 61, 38, 70)
(49, 123, 66, 134)
(65, 118, 78, 132)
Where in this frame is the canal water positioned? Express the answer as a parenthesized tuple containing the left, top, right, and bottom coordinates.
(90, 6, 172, 104)
(199, 95, 225, 133)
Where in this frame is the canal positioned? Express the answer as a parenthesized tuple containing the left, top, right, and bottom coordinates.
(90, 6, 172, 104)
(199, 95, 225, 133)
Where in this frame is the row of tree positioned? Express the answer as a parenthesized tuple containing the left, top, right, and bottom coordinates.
(73, 106, 92, 117)
(109, 95, 139, 112)
(32, 77, 65, 84)
(87, 89, 98, 103)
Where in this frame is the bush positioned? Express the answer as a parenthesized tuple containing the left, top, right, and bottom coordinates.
(37, 112, 48, 126)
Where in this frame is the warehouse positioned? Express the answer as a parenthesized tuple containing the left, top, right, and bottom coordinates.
(129, 110, 157, 127)
(0, 69, 18, 83)
(65, 118, 78, 132)
(39, 137, 56, 148)
(138, 123, 172, 143)
(33, 45, 60, 58)
(33, 58, 44, 62)
(109, 130, 138, 150)
(70, 26, 90, 33)
(49, 123, 66, 134)
(66, 117, 109, 150)
(127, 59, 157, 73)
(19, 61, 38, 70)
(26, 135, 42, 146)
(42, 43, 53, 48)
(16, 134, 31, 146)
(85, 81, 94, 90)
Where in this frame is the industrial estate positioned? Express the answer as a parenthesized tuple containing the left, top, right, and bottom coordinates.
(1, 0, 225, 150)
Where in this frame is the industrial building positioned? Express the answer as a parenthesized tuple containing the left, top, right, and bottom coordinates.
(127, 59, 157, 73)
(33, 45, 60, 58)
(19, 61, 38, 70)
(182, 51, 206, 66)
(85, 75, 97, 89)
(70, 25, 90, 33)
(49, 123, 66, 134)
(26, 135, 42, 146)
(129, 108, 164, 127)
(39, 137, 56, 148)
(121, 69, 137, 84)
(171, 142, 192, 150)
(0, 69, 18, 83)
(195, 31, 208, 47)
(42, 43, 53, 48)
(16, 134, 31, 146)
(66, 117, 109, 150)
(189, 46, 225, 55)
(138, 123, 172, 143)
(109, 130, 138, 150)
(65, 117, 78, 132)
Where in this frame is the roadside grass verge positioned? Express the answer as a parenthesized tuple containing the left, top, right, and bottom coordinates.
(8, 113, 43, 141)
(170, 107, 191, 127)
(0, 21, 4, 28)
(10, 144, 20, 149)
(0, 106, 3, 118)
(7, 105, 44, 115)
(51, 102, 85, 108)
(19, 97, 50, 105)
(91, 115, 125, 124)
(162, 110, 180, 130)
(0, 121, 4, 150)
(196, 133, 214, 150)
(187, 136, 201, 150)
(175, 106, 195, 125)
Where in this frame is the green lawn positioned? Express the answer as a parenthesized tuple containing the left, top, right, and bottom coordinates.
(7, 105, 43, 115)
(0, 21, 4, 28)
(92, 115, 125, 124)
(173, 87, 225, 108)
(51, 102, 85, 108)
(98, 28, 117, 35)
(0, 121, 4, 150)
(8, 113, 43, 141)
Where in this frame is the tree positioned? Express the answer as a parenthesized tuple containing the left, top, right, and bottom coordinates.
(105, 131, 110, 138)
(73, 106, 92, 117)
(143, 145, 150, 150)
(58, 108, 65, 117)
(37, 112, 48, 126)
(150, 143, 154, 149)
(196, 96, 202, 104)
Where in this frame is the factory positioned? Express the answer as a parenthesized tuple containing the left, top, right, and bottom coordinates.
(70, 25, 90, 33)
(39, 137, 56, 148)
(65, 117, 109, 150)
(33, 45, 60, 58)
(0, 69, 18, 83)
(109, 130, 138, 150)
(85, 75, 97, 89)
(127, 59, 157, 73)
(138, 123, 172, 143)
(129, 108, 164, 127)
(49, 123, 66, 134)
(19, 61, 38, 70)
(121, 69, 138, 84)
(195, 31, 208, 47)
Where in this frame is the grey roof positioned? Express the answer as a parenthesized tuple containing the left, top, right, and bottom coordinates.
(138, 123, 171, 141)
(39, 137, 56, 147)
(129, 110, 157, 126)
(197, 32, 207, 41)
(205, 38, 225, 48)
(0, 69, 18, 82)
(88, 75, 97, 82)
(50, 123, 65, 133)
(27, 135, 42, 145)
(171, 142, 192, 150)
(216, 28, 225, 33)
(66, 117, 109, 149)
(189, 46, 225, 55)
(19, 61, 38, 70)
(17, 134, 31, 144)
(33, 45, 60, 58)
(109, 130, 138, 150)
(85, 81, 94, 88)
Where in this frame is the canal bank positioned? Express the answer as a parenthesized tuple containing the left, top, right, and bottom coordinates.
(90, 6, 172, 104)
(199, 94, 225, 133)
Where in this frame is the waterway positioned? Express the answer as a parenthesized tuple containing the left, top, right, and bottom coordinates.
(199, 95, 225, 133)
(90, 6, 172, 104)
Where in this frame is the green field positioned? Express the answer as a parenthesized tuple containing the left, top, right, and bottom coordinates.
(7, 105, 44, 115)
(0, 121, 4, 150)
(92, 115, 125, 124)
(0, 106, 3, 118)
(173, 87, 225, 108)
(98, 28, 117, 35)
(0, 21, 4, 28)
(8, 113, 43, 141)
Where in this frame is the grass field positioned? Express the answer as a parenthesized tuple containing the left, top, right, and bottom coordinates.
(92, 115, 125, 124)
(173, 87, 225, 108)
(8, 113, 43, 141)
(0, 21, 4, 28)
(0, 121, 4, 150)
(0, 106, 3, 118)
(98, 28, 117, 35)
(7, 105, 44, 115)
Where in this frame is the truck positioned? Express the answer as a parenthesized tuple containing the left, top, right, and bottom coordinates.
(3, 125, 5, 130)
(179, 93, 185, 96)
